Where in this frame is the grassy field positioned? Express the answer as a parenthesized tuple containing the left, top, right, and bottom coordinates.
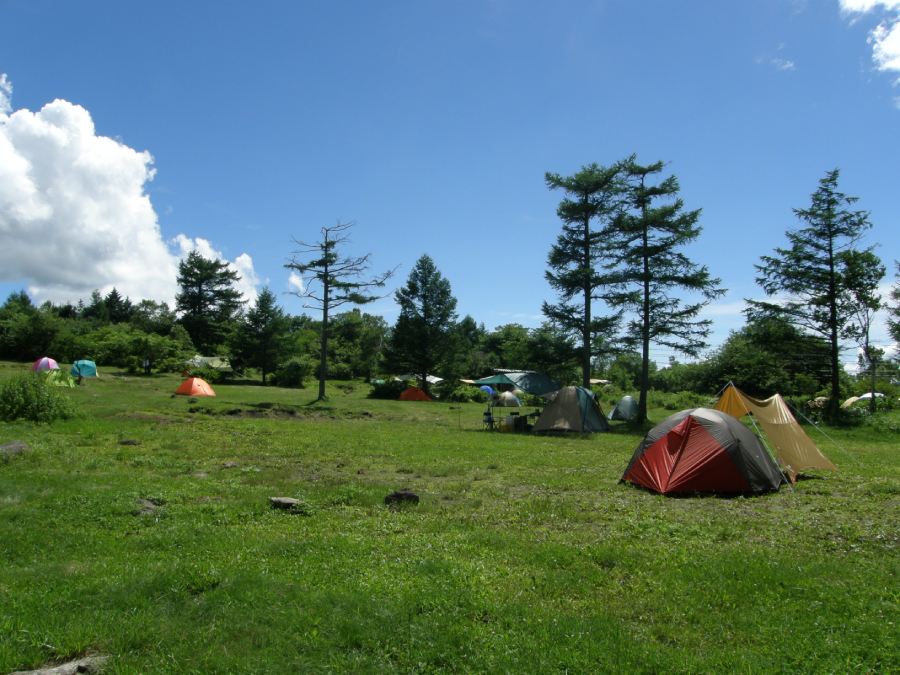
(1, 362, 897, 673)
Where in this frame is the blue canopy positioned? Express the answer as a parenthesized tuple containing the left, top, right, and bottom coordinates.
(473, 371, 559, 396)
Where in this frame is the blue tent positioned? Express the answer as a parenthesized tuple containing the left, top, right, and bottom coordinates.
(71, 360, 98, 378)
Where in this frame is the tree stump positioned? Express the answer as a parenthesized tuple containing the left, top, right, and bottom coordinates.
(384, 490, 419, 506)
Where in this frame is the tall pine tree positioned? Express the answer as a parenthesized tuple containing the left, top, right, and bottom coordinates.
(602, 157, 723, 423)
(543, 163, 622, 388)
(176, 251, 245, 353)
(231, 287, 290, 384)
(749, 169, 873, 420)
(384, 255, 458, 393)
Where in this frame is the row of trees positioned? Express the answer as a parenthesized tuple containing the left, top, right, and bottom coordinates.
(1, 162, 896, 419)
(541, 161, 892, 422)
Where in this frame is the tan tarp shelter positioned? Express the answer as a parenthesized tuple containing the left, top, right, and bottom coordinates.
(714, 383, 835, 481)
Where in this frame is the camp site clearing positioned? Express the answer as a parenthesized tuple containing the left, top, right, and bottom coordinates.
(0, 364, 897, 672)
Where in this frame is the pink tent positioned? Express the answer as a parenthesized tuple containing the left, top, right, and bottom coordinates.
(32, 357, 59, 372)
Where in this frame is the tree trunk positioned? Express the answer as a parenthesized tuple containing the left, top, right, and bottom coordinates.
(868, 346, 877, 414)
(827, 234, 840, 421)
(582, 208, 592, 389)
(637, 197, 651, 425)
(319, 275, 329, 401)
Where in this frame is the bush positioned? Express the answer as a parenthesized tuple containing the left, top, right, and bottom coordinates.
(441, 384, 489, 403)
(651, 389, 711, 411)
(271, 358, 312, 388)
(188, 365, 226, 384)
(0, 374, 77, 423)
(316, 361, 354, 380)
(368, 380, 406, 400)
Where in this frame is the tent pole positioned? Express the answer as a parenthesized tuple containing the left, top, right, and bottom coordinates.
(712, 380, 732, 402)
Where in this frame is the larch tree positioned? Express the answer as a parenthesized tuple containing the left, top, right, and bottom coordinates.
(748, 169, 873, 421)
(602, 156, 724, 424)
(543, 163, 623, 388)
(889, 262, 900, 344)
(840, 250, 885, 413)
(285, 222, 395, 400)
(383, 254, 458, 394)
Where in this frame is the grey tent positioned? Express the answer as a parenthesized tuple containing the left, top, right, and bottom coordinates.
(608, 395, 638, 421)
(533, 386, 609, 433)
(494, 391, 521, 407)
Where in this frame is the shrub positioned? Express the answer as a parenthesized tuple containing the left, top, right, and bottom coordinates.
(651, 389, 711, 411)
(441, 384, 489, 403)
(271, 358, 312, 388)
(0, 374, 76, 423)
(368, 380, 406, 400)
(316, 361, 354, 380)
(189, 365, 226, 384)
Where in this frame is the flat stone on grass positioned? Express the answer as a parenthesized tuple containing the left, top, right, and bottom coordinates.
(269, 497, 305, 513)
(1, 441, 30, 460)
(11, 654, 110, 674)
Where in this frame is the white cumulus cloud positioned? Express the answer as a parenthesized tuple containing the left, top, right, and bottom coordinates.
(172, 235, 260, 305)
(840, 0, 900, 85)
(0, 75, 260, 306)
(287, 271, 305, 294)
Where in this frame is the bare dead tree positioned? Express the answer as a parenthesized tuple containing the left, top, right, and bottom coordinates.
(285, 222, 396, 400)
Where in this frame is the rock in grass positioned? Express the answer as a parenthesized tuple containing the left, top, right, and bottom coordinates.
(134, 497, 164, 516)
(0, 440, 29, 459)
(384, 490, 419, 506)
(11, 654, 110, 674)
(269, 497, 301, 511)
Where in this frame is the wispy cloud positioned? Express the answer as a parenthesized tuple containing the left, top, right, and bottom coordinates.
(700, 301, 747, 317)
(770, 58, 796, 71)
(0, 74, 11, 115)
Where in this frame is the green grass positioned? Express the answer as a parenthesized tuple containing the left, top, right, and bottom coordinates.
(1, 361, 897, 672)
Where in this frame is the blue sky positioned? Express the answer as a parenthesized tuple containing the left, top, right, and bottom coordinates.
(1, 0, 897, 366)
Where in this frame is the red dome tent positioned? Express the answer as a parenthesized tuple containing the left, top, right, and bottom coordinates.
(621, 408, 786, 495)
(399, 386, 431, 402)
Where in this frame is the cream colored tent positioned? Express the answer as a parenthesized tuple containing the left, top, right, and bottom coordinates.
(714, 383, 836, 482)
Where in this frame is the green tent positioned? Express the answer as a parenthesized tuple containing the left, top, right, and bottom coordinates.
(71, 360, 98, 378)
(473, 371, 559, 396)
(43, 369, 76, 387)
(533, 386, 609, 433)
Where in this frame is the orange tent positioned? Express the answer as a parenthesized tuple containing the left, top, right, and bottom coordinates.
(175, 377, 216, 397)
(399, 386, 431, 401)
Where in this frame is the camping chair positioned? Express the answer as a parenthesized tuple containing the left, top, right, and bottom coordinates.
(483, 407, 495, 431)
